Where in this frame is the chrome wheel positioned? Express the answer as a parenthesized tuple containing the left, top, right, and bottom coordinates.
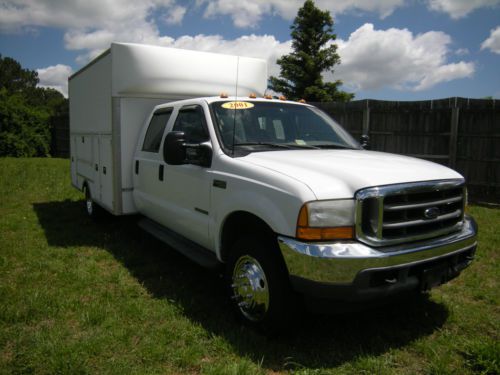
(231, 255, 270, 322)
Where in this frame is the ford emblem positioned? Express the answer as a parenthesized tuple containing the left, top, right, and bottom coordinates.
(424, 207, 440, 220)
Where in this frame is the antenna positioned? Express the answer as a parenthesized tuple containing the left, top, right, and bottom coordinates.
(231, 56, 240, 156)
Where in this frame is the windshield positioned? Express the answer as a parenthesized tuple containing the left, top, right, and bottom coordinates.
(210, 101, 360, 153)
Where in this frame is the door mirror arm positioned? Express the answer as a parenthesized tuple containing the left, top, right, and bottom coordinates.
(360, 134, 370, 150)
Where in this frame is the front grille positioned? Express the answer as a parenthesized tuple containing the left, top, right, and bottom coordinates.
(355, 180, 465, 247)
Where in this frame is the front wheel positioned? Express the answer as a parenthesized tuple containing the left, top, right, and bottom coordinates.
(227, 235, 298, 330)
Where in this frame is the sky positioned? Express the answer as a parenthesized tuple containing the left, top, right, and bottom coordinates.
(0, 0, 499, 100)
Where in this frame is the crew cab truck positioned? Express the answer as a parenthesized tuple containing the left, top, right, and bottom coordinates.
(70, 43, 478, 327)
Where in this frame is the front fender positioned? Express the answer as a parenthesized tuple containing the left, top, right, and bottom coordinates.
(211, 182, 306, 260)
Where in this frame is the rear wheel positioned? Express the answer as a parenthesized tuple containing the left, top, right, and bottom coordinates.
(227, 235, 298, 331)
(83, 184, 101, 218)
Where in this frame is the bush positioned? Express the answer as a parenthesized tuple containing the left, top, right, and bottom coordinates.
(0, 89, 51, 157)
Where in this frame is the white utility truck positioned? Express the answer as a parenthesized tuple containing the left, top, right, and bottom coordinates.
(70, 43, 477, 327)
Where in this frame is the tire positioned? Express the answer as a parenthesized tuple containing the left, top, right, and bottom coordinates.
(226, 234, 298, 331)
(83, 184, 102, 219)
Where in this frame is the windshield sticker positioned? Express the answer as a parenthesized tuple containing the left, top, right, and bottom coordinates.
(295, 139, 306, 145)
(221, 101, 255, 110)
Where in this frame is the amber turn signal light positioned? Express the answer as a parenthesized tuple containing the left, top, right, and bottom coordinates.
(296, 226, 354, 241)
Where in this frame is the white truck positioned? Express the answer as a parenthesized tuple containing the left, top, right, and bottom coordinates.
(70, 43, 477, 327)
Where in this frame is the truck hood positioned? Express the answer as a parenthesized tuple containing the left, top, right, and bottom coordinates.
(241, 149, 463, 200)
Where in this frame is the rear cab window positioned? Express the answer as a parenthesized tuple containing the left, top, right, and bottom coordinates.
(142, 108, 173, 153)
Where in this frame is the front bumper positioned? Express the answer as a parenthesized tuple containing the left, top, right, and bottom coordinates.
(278, 215, 477, 300)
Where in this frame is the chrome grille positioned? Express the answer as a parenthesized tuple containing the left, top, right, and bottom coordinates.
(355, 180, 465, 247)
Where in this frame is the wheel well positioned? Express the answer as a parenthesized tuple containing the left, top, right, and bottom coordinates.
(219, 211, 276, 262)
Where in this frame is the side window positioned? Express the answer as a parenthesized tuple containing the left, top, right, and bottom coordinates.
(173, 105, 209, 143)
(142, 109, 172, 152)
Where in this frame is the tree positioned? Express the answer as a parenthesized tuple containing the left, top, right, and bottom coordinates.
(0, 54, 38, 94)
(0, 89, 51, 157)
(0, 55, 68, 157)
(269, 0, 353, 102)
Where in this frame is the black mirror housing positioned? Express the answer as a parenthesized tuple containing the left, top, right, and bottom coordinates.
(185, 143, 212, 168)
(164, 131, 186, 165)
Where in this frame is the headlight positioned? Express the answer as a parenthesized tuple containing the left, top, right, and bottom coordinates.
(296, 199, 355, 241)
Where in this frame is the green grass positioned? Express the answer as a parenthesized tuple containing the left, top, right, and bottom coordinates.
(0, 157, 498, 374)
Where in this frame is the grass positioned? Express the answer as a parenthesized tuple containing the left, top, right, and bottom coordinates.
(0, 157, 498, 374)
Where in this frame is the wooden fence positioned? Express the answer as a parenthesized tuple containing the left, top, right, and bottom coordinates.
(313, 98, 500, 205)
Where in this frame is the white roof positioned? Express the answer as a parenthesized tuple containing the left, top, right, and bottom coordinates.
(75, 42, 268, 98)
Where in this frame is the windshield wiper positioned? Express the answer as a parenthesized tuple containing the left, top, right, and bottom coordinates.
(234, 142, 321, 150)
(315, 144, 355, 150)
(233, 142, 293, 149)
(283, 143, 320, 149)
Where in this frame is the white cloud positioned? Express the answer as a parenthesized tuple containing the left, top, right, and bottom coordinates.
(481, 26, 500, 54)
(36, 64, 73, 97)
(164, 5, 186, 25)
(455, 48, 469, 56)
(199, 0, 405, 28)
(427, 0, 500, 19)
(334, 23, 475, 91)
(0, 0, 178, 32)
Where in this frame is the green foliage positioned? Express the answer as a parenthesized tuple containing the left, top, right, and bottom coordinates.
(0, 89, 51, 156)
(269, 0, 354, 102)
(0, 54, 38, 94)
(0, 54, 68, 157)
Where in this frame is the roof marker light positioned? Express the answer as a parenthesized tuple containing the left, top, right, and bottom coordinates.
(220, 92, 228, 98)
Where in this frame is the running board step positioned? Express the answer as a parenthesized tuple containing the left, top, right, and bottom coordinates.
(138, 218, 221, 270)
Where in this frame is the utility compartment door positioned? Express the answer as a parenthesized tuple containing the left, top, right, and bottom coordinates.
(99, 135, 114, 211)
(70, 136, 78, 187)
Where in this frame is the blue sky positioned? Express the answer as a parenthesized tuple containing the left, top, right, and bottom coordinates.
(1, 0, 499, 100)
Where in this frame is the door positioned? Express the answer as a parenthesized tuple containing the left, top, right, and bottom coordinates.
(133, 107, 173, 223)
(160, 104, 213, 249)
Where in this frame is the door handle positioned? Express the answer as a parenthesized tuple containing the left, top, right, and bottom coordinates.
(159, 164, 164, 181)
(135, 160, 139, 175)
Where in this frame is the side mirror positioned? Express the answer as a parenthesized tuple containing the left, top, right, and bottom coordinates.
(164, 131, 186, 165)
(360, 134, 370, 150)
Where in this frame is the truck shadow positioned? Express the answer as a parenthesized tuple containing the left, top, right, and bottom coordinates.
(34, 200, 449, 370)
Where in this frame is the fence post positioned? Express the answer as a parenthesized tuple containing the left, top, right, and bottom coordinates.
(449, 98, 459, 169)
(362, 100, 370, 135)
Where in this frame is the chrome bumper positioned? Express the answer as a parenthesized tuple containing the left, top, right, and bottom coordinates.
(278, 215, 477, 285)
